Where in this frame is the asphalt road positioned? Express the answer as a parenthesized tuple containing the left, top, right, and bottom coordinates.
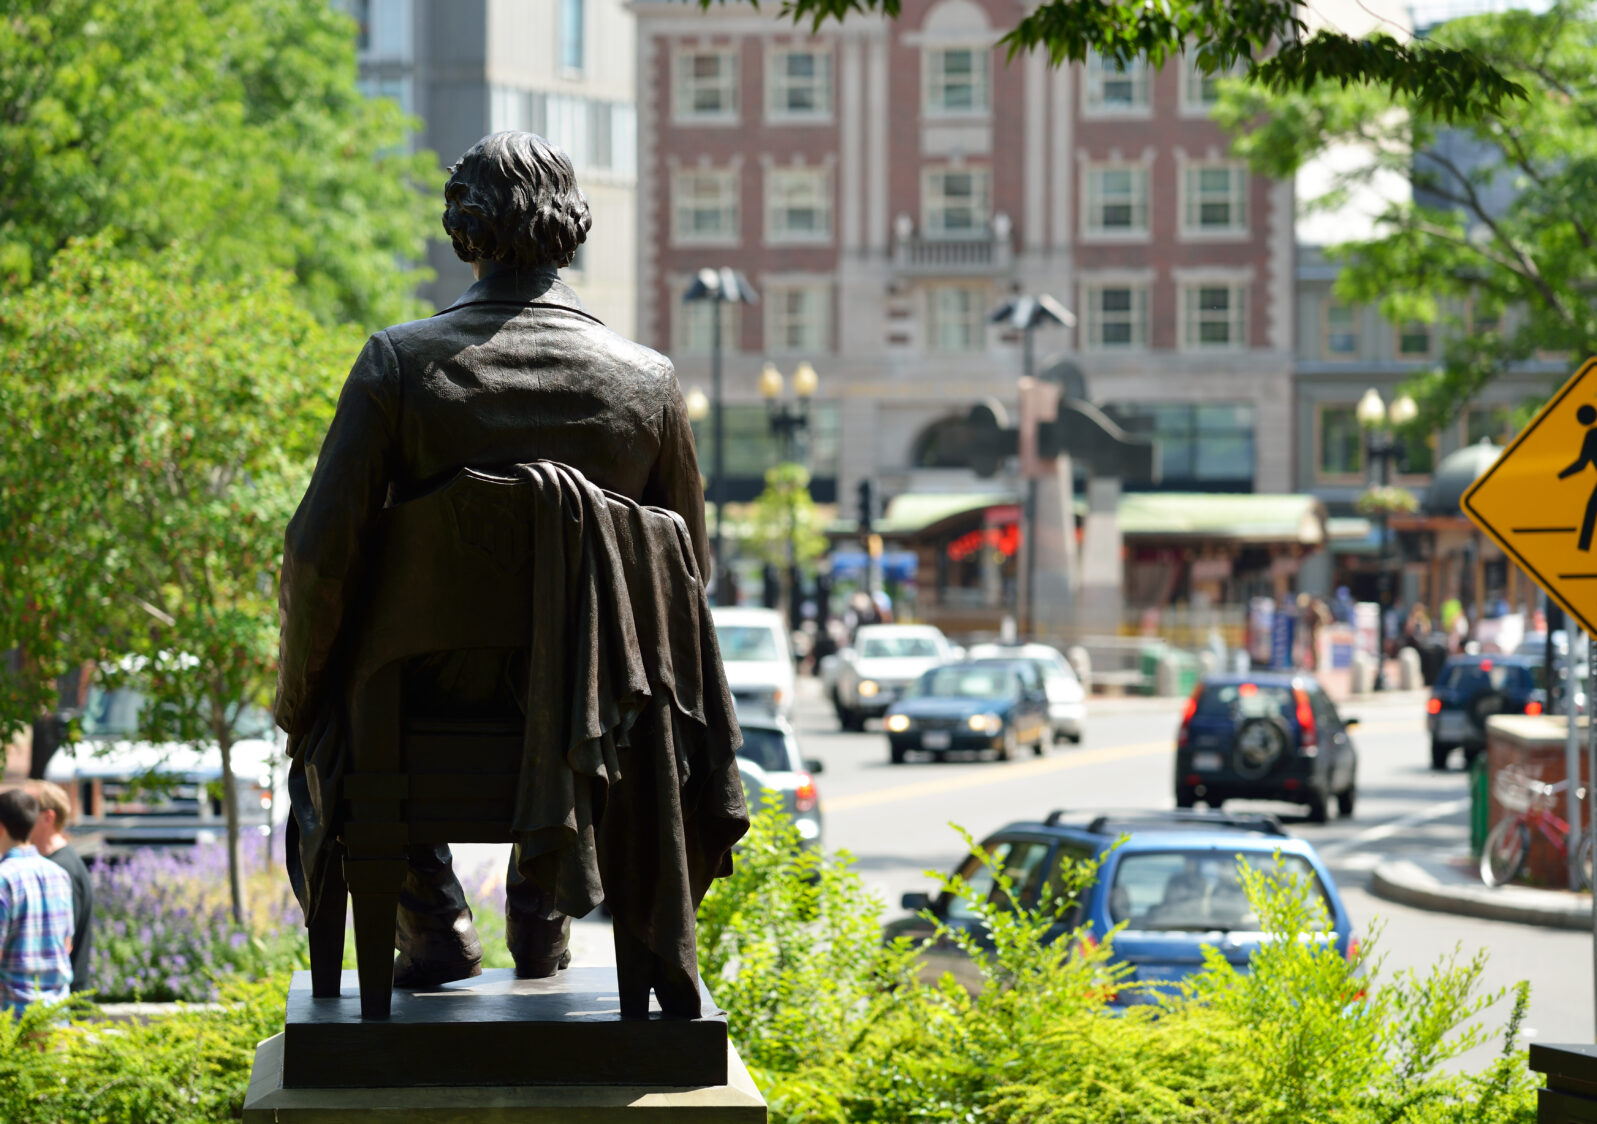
(457, 678, 1597, 1073)
(789, 679, 1594, 1069)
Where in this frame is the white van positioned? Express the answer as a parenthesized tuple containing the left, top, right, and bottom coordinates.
(711, 606, 798, 720)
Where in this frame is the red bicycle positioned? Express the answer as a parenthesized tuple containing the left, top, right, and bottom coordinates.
(1480, 764, 1594, 889)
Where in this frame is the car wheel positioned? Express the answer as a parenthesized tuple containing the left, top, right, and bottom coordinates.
(1337, 781, 1357, 819)
(1033, 726, 1050, 756)
(889, 743, 907, 765)
(1429, 738, 1451, 772)
(841, 709, 866, 733)
(1305, 789, 1329, 824)
(997, 727, 1016, 762)
(1175, 789, 1196, 809)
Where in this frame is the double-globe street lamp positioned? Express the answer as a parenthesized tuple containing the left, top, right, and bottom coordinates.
(759, 361, 819, 633)
(683, 268, 759, 606)
(1356, 387, 1419, 690)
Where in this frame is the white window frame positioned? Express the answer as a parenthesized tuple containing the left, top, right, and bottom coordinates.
(766, 167, 833, 244)
(1180, 161, 1248, 238)
(1179, 282, 1248, 352)
(923, 47, 991, 117)
(673, 49, 739, 124)
(1081, 284, 1149, 351)
(1082, 51, 1151, 116)
(671, 167, 739, 246)
(1395, 319, 1434, 359)
(767, 47, 833, 122)
(673, 290, 741, 356)
(1179, 53, 1243, 116)
(922, 167, 991, 239)
(765, 285, 831, 355)
(1322, 301, 1360, 359)
(925, 284, 989, 354)
(1081, 164, 1150, 240)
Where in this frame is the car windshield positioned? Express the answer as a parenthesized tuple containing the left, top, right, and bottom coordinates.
(1439, 662, 1540, 693)
(860, 635, 941, 659)
(735, 726, 793, 773)
(79, 686, 276, 741)
(1109, 850, 1333, 932)
(911, 667, 1016, 700)
(1194, 683, 1296, 722)
(717, 625, 781, 661)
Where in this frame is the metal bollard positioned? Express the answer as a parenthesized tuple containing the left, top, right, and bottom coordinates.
(1349, 652, 1374, 696)
(1155, 653, 1180, 698)
(1398, 647, 1422, 691)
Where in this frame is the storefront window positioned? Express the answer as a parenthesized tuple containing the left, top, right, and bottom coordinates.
(1102, 402, 1255, 489)
(1319, 406, 1363, 478)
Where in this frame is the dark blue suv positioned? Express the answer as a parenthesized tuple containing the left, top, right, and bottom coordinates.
(884, 809, 1355, 1004)
(1174, 674, 1360, 824)
(1427, 654, 1546, 771)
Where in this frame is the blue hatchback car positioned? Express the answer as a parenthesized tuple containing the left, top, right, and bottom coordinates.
(883, 809, 1355, 1005)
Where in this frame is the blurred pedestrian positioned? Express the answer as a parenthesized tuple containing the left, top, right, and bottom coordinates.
(0, 789, 73, 1016)
(25, 782, 92, 994)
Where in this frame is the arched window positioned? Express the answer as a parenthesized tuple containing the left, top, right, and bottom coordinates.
(912, 415, 978, 468)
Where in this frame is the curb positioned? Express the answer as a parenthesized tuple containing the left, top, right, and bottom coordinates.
(1370, 859, 1594, 931)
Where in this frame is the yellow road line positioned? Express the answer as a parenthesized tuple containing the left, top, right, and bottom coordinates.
(822, 739, 1170, 814)
(820, 717, 1423, 815)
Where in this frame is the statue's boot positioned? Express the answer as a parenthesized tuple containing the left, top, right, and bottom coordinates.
(612, 918, 700, 1019)
(393, 843, 483, 988)
(504, 851, 572, 978)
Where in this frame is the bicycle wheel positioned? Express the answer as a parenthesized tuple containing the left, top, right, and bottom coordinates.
(1575, 831, 1595, 892)
(1480, 818, 1531, 887)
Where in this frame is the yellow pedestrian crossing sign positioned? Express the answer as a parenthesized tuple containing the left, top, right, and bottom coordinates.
(1463, 357, 1597, 637)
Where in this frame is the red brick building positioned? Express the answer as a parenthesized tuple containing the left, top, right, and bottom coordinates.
(632, 0, 1295, 508)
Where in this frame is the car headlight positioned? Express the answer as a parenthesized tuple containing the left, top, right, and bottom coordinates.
(858, 680, 880, 697)
(886, 714, 911, 733)
(968, 713, 1002, 734)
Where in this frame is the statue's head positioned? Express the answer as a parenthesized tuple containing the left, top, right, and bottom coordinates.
(442, 131, 591, 270)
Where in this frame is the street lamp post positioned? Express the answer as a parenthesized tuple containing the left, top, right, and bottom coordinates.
(683, 268, 758, 605)
(760, 361, 818, 634)
(989, 294, 1074, 639)
(1357, 387, 1419, 691)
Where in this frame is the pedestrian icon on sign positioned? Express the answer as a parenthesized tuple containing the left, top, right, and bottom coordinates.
(1558, 403, 1597, 551)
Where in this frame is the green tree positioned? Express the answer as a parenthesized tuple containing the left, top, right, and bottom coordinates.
(0, 0, 438, 330)
(0, 241, 352, 921)
(1215, 0, 1597, 431)
(743, 463, 831, 571)
(733, 0, 1525, 122)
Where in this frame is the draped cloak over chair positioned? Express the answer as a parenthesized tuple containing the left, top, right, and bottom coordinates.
(298, 463, 749, 1020)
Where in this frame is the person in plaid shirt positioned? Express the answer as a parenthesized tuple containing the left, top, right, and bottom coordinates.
(0, 789, 74, 1016)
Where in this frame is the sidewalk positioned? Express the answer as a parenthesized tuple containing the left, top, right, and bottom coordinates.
(1371, 847, 1596, 931)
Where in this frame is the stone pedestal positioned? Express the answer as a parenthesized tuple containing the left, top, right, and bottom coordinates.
(243, 968, 767, 1122)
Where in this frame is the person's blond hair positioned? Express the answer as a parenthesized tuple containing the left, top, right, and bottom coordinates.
(25, 780, 72, 829)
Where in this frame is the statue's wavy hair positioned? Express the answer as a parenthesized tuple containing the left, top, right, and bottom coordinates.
(442, 131, 591, 269)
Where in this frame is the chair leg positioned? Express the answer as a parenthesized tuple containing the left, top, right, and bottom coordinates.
(612, 918, 701, 1020)
(346, 856, 407, 1019)
(307, 854, 349, 999)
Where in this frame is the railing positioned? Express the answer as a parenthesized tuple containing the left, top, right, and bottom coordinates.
(891, 222, 1014, 277)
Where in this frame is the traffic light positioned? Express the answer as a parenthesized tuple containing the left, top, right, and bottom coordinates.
(857, 478, 874, 534)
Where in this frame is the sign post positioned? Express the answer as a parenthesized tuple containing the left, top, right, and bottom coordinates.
(1460, 356, 1597, 1038)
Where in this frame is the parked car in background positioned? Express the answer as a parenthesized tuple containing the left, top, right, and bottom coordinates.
(732, 709, 823, 850)
(1173, 674, 1359, 824)
(1427, 654, 1546, 771)
(884, 808, 1354, 1000)
(712, 606, 797, 719)
(831, 624, 961, 732)
(967, 642, 1086, 743)
(883, 661, 1051, 764)
(45, 679, 286, 853)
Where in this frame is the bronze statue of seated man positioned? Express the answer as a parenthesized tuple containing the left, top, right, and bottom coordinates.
(274, 131, 742, 1003)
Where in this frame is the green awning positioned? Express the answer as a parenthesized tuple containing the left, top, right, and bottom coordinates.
(829, 491, 1020, 536)
(1114, 493, 1327, 543)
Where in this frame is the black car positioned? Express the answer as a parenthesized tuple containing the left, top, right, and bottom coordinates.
(1426, 654, 1546, 771)
(1173, 674, 1359, 824)
(883, 661, 1051, 764)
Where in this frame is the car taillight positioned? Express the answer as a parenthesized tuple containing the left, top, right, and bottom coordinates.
(1526, 701, 1544, 716)
(1346, 937, 1360, 961)
(1177, 686, 1201, 747)
(794, 774, 818, 814)
(1294, 687, 1316, 748)
(1426, 698, 1442, 715)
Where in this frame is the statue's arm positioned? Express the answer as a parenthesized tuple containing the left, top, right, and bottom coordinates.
(642, 370, 713, 583)
(274, 333, 400, 736)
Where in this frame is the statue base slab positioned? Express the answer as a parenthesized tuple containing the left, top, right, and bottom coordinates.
(275, 967, 728, 1089)
(241, 1032, 768, 1122)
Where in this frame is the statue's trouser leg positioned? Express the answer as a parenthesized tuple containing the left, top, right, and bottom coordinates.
(612, 918, 701, 1019)
(393, 843, 483, 985)
(504, 845, 572, 977)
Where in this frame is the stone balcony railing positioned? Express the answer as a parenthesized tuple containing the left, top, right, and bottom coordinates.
(890, 212, 1015, 277)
